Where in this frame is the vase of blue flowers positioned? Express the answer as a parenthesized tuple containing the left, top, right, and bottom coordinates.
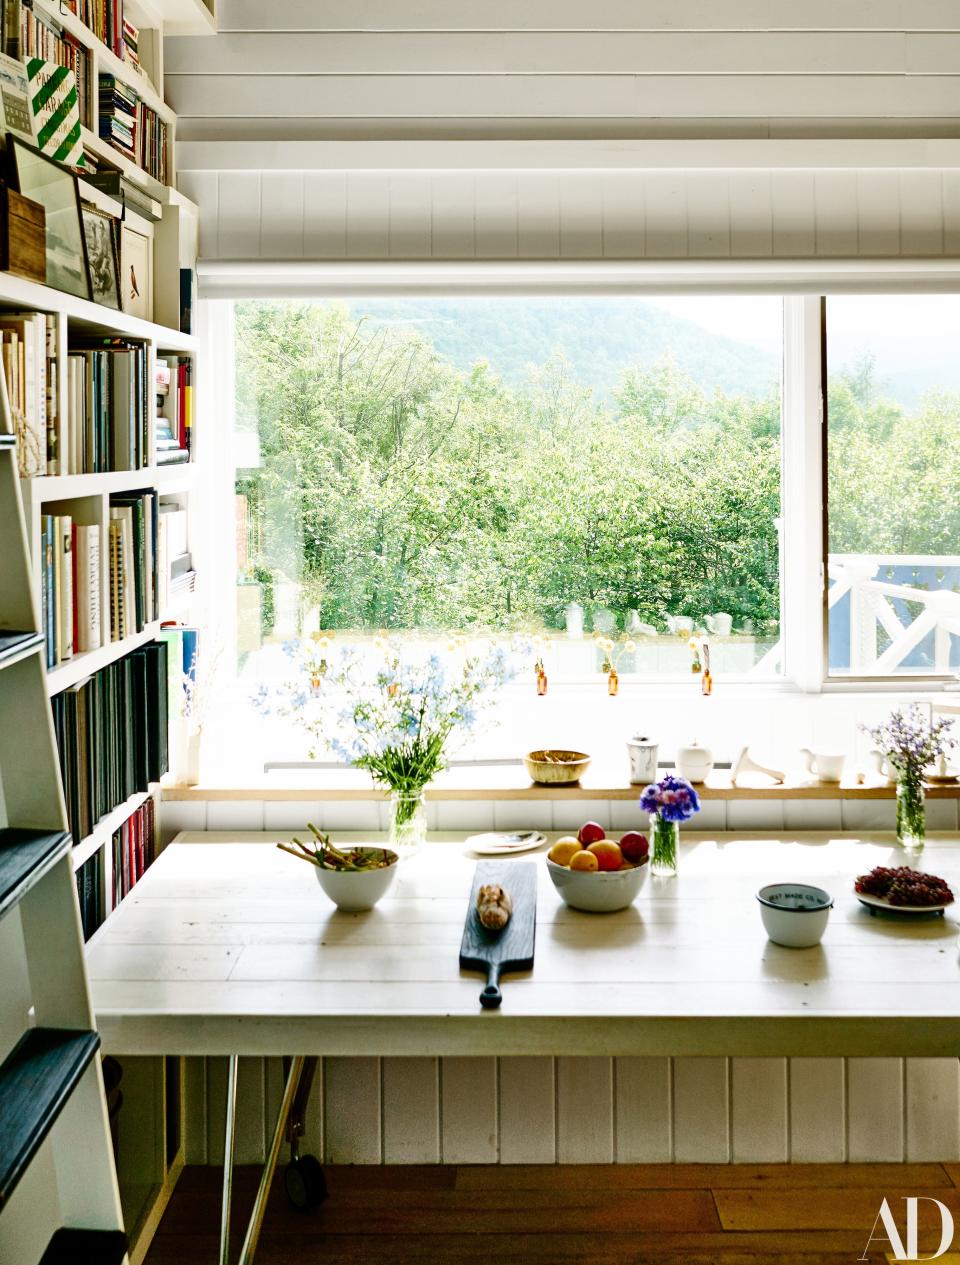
(640, 775, 701, 876)
(864, 705, 954, 853)
(258, 637, 514, 859)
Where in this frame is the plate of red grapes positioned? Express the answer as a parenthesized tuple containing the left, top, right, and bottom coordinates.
(854, 865, 955, 917)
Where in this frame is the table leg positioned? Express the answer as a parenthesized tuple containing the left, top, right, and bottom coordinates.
(220, 1055, 239, 1265)
(237, 1055, 306, 1265)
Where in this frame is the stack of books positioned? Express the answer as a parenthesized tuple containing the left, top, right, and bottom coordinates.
(0, 311, 58, 476)
(66, 338, 149, 473)
(19, 1, 92, 125)
(39, 512, 101, 669)
(111, 794, 155, 906)
(75, 849, 104, 941)
(121, 16, 138, 68)
(51, 640, 169, 846)
(155, 356, 192, 463)
(99, 73, 168, 183)
(98, 73, 137, 163)
(109, 488, 159, 641)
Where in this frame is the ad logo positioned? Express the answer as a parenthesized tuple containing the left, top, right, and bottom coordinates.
(861, 1197, 955, 1261)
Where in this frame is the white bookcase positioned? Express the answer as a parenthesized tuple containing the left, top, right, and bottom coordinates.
(6, 4, 211, 1256)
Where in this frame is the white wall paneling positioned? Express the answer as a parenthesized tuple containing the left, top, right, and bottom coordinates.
(556, 1056, 614, 1163)
(382, 1057, 441, 1163)
(498, 1057, 556, 1163)
(184, 164, 960, 268)
(789, 1059, 846, 1162)
(846, 1058, 905, 1163)
(730, 1058, 788, 1163)
(441, 1057, 499, 1164)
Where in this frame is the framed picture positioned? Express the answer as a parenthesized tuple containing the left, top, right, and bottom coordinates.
(119, 224, 152, 321)
(80, 203, 120, 309)
(6, 134, 88, 300)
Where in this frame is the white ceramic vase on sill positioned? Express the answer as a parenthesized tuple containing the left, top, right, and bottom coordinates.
(675, 741, 714, 784)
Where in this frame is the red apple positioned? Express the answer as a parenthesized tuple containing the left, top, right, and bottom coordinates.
(577, 821, 605, 845)
(619, 831, 649, 863)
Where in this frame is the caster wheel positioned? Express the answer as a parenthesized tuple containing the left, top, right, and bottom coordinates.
(284, 1155, 328, 1210)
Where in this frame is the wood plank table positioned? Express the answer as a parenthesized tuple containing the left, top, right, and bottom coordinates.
(87, 830, 960, 1263)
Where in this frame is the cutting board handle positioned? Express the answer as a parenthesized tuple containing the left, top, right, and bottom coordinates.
(480, 962, 502, 1009)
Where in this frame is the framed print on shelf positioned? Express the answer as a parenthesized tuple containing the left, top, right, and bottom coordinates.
(119, 224, 152, 321)
(6, 134, 89, 300)
(80, 203, 120, 309)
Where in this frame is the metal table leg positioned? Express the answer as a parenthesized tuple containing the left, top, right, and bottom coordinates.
(237, 1056, 306, 1265)
(220, 1055, 239, 1265)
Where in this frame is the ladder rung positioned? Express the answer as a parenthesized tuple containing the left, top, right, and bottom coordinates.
(0, 1028, 101, 1211)
(0, 829, 71, 920)
(38, 1228, 127, 1265)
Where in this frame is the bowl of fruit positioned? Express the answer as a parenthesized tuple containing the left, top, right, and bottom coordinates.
(277, 827, 399, 912)
(546, 821, 649, 913)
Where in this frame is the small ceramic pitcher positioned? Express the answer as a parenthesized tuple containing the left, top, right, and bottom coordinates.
(800, 748, 846, 783)
(627, 735, 659, 786)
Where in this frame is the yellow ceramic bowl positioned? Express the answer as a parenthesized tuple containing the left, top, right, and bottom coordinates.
(524, 749, 591, 785)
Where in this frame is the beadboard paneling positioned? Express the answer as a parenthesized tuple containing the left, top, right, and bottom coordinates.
(185, 168, 960, 266)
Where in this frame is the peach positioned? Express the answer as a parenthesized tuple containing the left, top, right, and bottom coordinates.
(587, 840, 624, 871)
(577, 821, 605, 845)
(569, 849, 599, 872)
(548, 838, 582, 867)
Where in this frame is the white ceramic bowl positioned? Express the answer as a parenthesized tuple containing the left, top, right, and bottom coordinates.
(314, 849, 399, 911)
(546, 856, 648, 913)
(756, 882, 833, 948)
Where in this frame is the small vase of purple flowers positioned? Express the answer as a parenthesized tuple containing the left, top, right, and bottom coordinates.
(863, 705, 954, 853)
(640, 774, 701, 876)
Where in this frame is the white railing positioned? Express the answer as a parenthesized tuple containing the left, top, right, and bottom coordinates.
(829, 554, 960, 674)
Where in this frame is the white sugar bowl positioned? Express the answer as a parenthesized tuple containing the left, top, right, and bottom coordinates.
(675, 741, 714, 784)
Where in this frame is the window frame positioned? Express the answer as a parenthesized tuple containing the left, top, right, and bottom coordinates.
(196, 277, 960, 706)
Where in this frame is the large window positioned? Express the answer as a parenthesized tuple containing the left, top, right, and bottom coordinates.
(234, 295, 783, 696)
(826, 295, 960, 676)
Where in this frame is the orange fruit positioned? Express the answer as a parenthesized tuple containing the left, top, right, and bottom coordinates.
(548, 838, 581, 866)
(569, 849, 599, 872)
(587, 840, 624, 871)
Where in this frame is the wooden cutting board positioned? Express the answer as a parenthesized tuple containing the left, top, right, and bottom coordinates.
(459, 861, 537, 1009)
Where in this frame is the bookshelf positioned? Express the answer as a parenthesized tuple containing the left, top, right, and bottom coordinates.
(4, 6, 206, 1251)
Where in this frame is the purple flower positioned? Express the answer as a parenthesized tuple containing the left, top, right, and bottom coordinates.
(863, 706, 954, 779)
(640, 774, 701, 823)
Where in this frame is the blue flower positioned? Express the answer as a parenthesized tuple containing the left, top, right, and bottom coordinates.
(640, 775, 700, 822)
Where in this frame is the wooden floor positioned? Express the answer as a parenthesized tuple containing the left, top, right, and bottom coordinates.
(144, 1163, 960, 1265)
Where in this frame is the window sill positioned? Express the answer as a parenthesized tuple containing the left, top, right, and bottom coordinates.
(161, 766, 960, 802)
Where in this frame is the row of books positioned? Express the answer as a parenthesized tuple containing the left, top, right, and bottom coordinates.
(40, 513, 100, 667)
(51, 639, 169, 846)
(20, 0, 92, 125)
(99, 73, 167, 183)
(75, 847, 104, 941)
(111, 793, 155, 906)
(155, 356, 192, 464)
(64, 0, 125, 63)
(109, 488, 160, 640)
(39, 497, 186, 667)
(1, 312, 57, 477)
(65, 339, 151, 474)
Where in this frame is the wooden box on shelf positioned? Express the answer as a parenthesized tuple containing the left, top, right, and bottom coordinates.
(0, 188, 45, 285)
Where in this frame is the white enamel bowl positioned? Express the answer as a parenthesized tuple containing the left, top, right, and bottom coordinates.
(314, 849, 399, 911)
(547, 856, 649, 913)
(756, 882, 833, 947)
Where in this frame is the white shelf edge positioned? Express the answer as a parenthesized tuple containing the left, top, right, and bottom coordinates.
(0, 268, 196, 350)
(47, 620, 162, 695)
(22, 464, 195, 504)
(71, 787, 153, 870)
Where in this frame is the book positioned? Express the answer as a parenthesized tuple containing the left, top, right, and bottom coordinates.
(108, 517, 124, 641)
(58, 515, 74, 661)
(0, 313, 48, 476)
(73, 522, 101, 653)
(68, 338, 148, 474)
(41, 513, 54, 667)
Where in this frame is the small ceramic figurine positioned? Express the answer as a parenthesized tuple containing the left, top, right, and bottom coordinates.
(675, 740, 714, 784)
(731, 746, 785, 785)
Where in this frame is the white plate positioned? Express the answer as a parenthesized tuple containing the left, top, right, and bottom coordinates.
(465, 831, 548, 856)
(856, 890, 954, 915)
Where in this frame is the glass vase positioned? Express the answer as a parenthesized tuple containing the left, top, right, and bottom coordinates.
(388, 791, 427, 860)
(650, 812, 679, 877)
(895, 774, 925, 852)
